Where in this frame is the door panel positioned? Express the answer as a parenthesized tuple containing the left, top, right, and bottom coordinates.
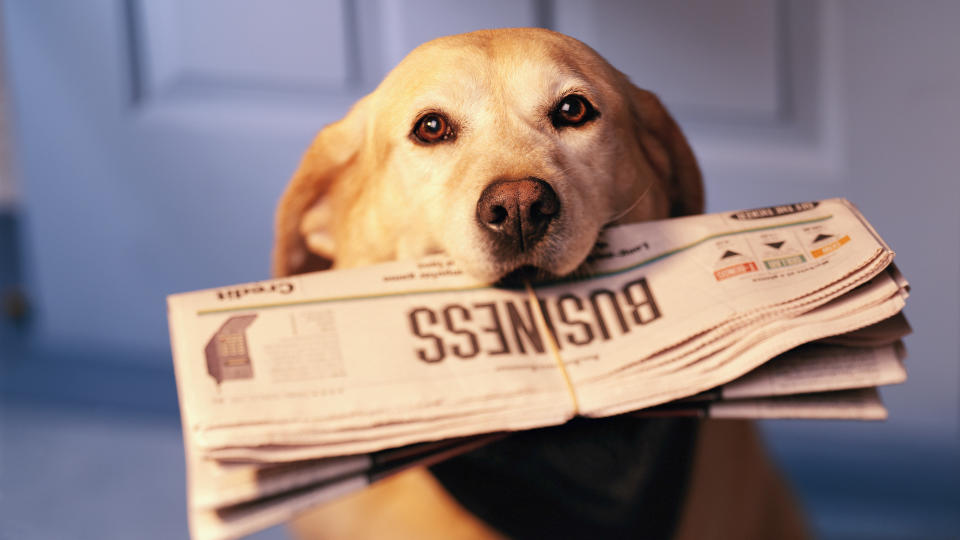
(135, 0, 353, 98)
(556, 0, 781, 120)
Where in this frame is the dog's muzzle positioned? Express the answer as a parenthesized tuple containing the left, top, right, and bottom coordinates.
(476, 177, 560, 256)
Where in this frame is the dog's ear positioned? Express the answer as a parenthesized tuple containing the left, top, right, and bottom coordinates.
(629, 87, 704, 217)
(272, 100, 368, 277)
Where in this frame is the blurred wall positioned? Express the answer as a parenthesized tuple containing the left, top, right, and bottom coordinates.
(0, 13, 15, 210)
(3, 1, 958, 534)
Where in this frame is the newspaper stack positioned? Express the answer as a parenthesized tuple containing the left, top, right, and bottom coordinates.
(167, 198, 911, 539)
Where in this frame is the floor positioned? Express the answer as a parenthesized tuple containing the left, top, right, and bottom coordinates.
(0, 399, 290, 540)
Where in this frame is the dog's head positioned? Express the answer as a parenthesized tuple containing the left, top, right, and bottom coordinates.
(273, 28, 702, 281)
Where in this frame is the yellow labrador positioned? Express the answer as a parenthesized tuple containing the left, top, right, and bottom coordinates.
(273, 28, 702, 280)
(274, 28, 805, 540)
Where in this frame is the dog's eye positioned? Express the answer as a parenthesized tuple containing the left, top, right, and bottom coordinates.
(551, 94, 598, 128)
(412, 113, 454, 144)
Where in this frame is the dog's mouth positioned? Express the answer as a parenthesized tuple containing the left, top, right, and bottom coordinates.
(492, 240, 603, 287)
(482, 229, 608, 287)
(494, 265, 559, 288)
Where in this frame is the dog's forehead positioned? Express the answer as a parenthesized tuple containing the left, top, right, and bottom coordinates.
(381, 30, 609, 113)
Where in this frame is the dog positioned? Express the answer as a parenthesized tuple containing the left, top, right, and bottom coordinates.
(272, 28, 702, 280)
(274, 28, 806, 540)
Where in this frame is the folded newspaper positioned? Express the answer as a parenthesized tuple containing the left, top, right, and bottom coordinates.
(167, 198, 911, 539)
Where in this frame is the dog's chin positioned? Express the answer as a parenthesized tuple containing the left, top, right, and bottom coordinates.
(468, 249, 596, 286)
(492, 265, 560, 288)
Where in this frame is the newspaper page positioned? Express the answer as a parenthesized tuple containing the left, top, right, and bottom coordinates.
(674, 339, 907, 404)
(709, 388, 889, 420)
(719, 341, 906, 399)
(168, 198, 904, 461)
(577, 265, 907, 417)
(820, 311, 911, 347)
(635, 388, 890, 420)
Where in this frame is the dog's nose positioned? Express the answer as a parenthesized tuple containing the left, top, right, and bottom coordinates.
(476, 178, 560, 251)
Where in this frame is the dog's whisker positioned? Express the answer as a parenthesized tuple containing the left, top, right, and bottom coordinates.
(603, 180, 654, 226)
